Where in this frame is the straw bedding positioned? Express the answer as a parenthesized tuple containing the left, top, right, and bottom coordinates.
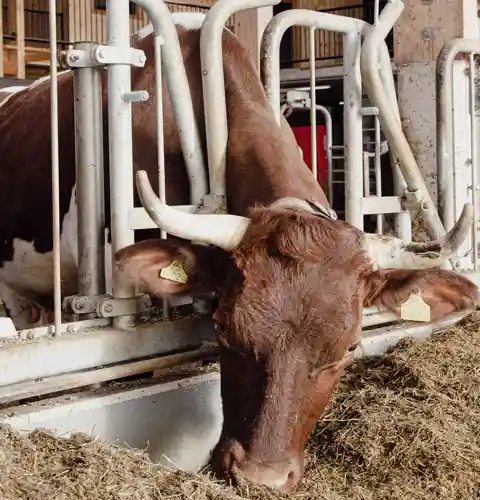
(1, 316, 479, 500)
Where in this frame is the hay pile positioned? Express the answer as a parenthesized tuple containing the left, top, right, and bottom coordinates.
(1, 318, 479, 500)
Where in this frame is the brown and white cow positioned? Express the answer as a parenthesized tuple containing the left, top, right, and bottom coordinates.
(0, 11, 477, 492)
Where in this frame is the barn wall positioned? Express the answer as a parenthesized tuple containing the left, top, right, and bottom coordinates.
(291, 0, 362, 68)
(66, 0, 234, 45)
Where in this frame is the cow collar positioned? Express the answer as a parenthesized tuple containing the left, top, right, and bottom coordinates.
(270, 197, 338, 221)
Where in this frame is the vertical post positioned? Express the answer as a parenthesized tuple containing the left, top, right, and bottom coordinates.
(0, 0, 4, 78)
(73, 42, 106, 299)
(309, 27, 317, 182)
(49, 0, 62, 334)
(15, 0, 25, 79)
(343, 30, 364, 230)
(468, 52, 478, 270)
(153, 34, 170, 321)
(107, 0, 136, 329)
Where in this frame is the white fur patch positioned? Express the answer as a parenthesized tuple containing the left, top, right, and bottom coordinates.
(0, 187, 78, 302)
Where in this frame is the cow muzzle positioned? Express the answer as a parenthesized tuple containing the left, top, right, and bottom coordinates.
(213, 440, 303, 493)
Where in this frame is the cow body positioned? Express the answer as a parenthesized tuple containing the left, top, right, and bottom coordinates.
(0, 12, 478, 493)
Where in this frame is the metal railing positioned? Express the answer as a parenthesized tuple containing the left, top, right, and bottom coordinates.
(437, 40, 480, 271)
(279, 1, 393, 68)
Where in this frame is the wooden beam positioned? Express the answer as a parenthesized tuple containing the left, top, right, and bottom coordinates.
(15, 0, 25, 79)
(233, 7, 273, 70)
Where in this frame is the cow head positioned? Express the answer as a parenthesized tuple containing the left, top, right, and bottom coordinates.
(115, 171, 478, 492)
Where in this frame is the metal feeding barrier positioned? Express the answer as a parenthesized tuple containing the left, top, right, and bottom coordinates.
(437, 38, 480, 271)
(0, 0, 480, 412)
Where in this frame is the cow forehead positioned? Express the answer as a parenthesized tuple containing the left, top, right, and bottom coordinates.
(217, 259, 364, 356)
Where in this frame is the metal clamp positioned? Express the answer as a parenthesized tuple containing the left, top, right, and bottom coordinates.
(97, 295, 152, 318)
(402, 189, 429, 212)
(60, 44, 148, 69)
(91, 45, 147, 67)
(63, 293, 152, 318)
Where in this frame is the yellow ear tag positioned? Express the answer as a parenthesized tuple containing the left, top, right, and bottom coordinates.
(159, 259, 188, 284)
(400, 289, 431, 323)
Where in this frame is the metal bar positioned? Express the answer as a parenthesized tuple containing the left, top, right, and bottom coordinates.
(437, 38, 480, 231)
(107, 0, 136, 329)
(363, 152, 371, 197)
(362, 195, 403, 215)
(154, 34, 170, 321)
(200, 0, 281, 211)
(375, 26, 411, 241)
(73, 42, 106, 299)
(49, 0, 62, 334)
(344, 30, 364, 230)
(321, 105, 334, 204)
(374, 115, 383, 233)
(133, 0, 208, 206)
(361, 0, 447, 241)
(469, 53, 479, 270)
(0, 346, 220, 406)
(357, 308, 474, 359)
(0, 317, 215, 388)
(309, 27, 317, 182)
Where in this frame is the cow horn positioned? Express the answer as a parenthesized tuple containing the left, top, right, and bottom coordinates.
(363, 203, 474, 269)
(136, 170, 251, 251)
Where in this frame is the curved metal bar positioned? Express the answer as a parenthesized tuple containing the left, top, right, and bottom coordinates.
(200, 0, 281, 211)
(133, 0, 208, 206)
(261, 9, 371, 123)
(436, 37, 480, 232)
(361, 0, 449, 242)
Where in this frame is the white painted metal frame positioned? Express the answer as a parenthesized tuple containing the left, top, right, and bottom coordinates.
(437, 38, 480, 271)
(260, 3, 412, 239)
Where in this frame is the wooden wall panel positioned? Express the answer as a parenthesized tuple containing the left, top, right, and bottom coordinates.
(292, 0, 362, 68)
(68, 0, 234, 46)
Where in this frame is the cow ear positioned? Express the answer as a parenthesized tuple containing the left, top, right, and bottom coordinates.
(363, 268, 479, 322)
(115, 239, 233, 297)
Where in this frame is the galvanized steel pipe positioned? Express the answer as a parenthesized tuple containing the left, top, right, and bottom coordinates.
(468, 53, 479, 270)
(73, 42, 106, 300)
(309, 27, 318, 182)
(107, 0, 137, 328)
(49, 0, 62, 334)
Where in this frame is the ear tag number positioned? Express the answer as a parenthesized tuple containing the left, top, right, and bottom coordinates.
(400, 289, 431, 322)
(159, 259, 188, 284)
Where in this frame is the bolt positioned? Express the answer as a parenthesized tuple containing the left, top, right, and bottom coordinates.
(104, 304, 113, 313)
(138, 54, 146, 64)
(97, 50, 104, 59)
